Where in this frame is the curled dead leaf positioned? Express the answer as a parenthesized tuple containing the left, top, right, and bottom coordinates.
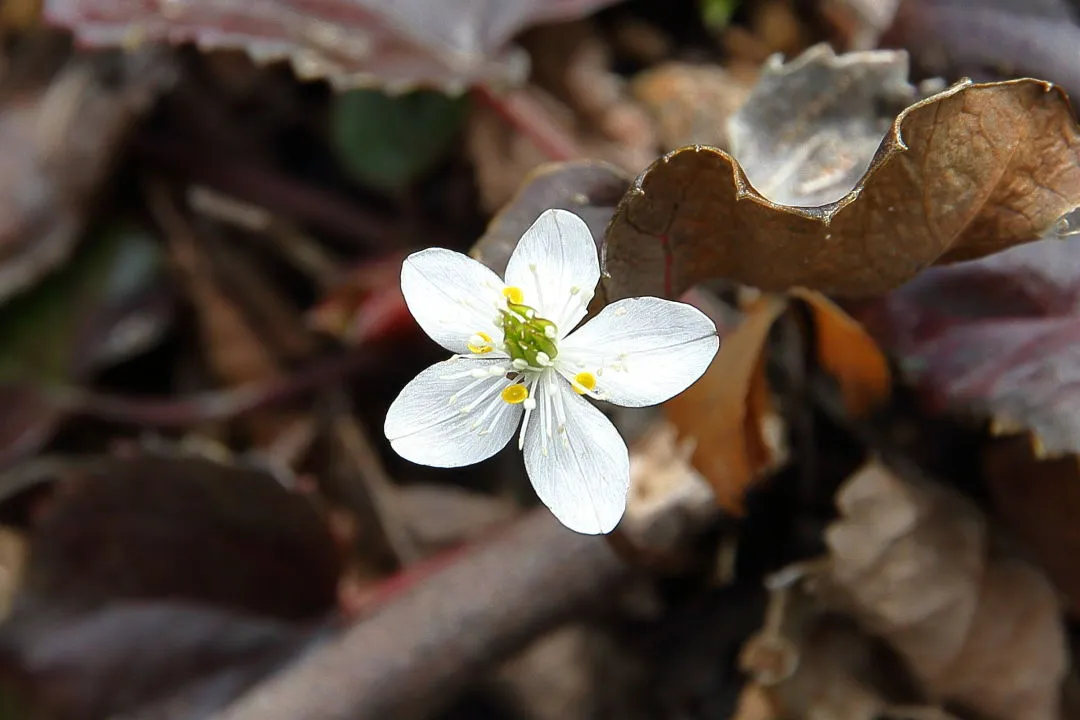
(728, 44, 916, 209)
(603, 68, 1080, 300)
(824, 460, 1067, 720)
(664, 290, 889, 515)
(664, 294, 788, 516)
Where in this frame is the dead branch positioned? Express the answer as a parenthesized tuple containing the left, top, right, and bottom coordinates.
(212, 508, 635, 720)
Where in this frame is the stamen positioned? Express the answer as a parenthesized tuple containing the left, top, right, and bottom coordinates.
(572, 371, 597, 395)
(449, 375, 490, 406)
(503, 286, 524, 305)
(462, 379, 505, 414)
(536, 351, 552, 367)
(467, 331, 495, 355)
(501, 384, 529, 405)
(517, 379, 539, 450)
(511, 358, 529, 370)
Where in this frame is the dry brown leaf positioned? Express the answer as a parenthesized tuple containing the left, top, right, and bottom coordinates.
(615, 421, 718, 565)
(983, 435, 1080, 617)
(602, 57, 1080, 300)
(740, 567, 948, 720)
(630, 62, 755, 152)
(664, 295, 787, 516)
(664, 290, 889, 515)
(791, 289, 891, 417)
(819, 0, 901, 50)
(727, 45, 917, 209)
(470, 160, 630, 274)
(825, 460, 1067, 720)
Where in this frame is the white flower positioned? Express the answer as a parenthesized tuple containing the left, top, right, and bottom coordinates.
(384, 209, 719, 535)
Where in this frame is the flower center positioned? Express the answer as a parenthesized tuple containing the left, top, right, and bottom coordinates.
(499, 286, 558, 368)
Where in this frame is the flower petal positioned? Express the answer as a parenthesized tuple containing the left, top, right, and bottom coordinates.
(384, 357, 521, 467)
(523, 372, 629, 534)
(400, 248, 506, 354)
(504, 209, 599, 334)
(559, 297, 719, 407)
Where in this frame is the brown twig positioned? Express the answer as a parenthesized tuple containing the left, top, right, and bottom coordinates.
(38, 349, 381, 428)
(213, 508, 634, 720)
(472, 84, 582, 162)
(134, 133, 400, 250)
(332, 410, 424, 565)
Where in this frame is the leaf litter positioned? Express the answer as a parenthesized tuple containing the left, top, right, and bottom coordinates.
(0, 2, 1079, 719)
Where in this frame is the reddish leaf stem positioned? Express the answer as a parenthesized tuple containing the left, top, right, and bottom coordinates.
(472, 84, 581, 162)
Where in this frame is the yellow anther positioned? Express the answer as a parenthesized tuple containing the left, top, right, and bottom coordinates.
(501, 384, 529, 405)
(572, 372, 597, 394)
(503, 286, 524, 305)
(467, 331, 494, 354)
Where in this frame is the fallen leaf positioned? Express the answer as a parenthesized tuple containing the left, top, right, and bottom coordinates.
(0, 444, 341, 719)
(601, 46, 1080, 300)
(727, 44, 915, 208)
(470, 160, 630, 275)
(982, 436, 1080, 617)
(741, 573, 934, 720)
(819, 0, 900, 50)
(664, 294, 788, 516)
(0, 601, 327, 720)
(824, 460, 1067, 720)
(792, 289, 891, 417)
(664, 290, 889, 514)
(331, 88, 469, 192)
(615, 421, 718, 566)
(45, 0, 622, 92)
(884, 0, 1080, 104)
(19, 449, 341, 620)
(851, 236, 1080, 457)
(0, 0, 42, 30)
(0, 45, 175, 305)
(630, 61, 754, 152)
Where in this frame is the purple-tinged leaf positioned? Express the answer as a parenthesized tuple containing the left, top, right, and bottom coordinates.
(44, 0, 624, 92)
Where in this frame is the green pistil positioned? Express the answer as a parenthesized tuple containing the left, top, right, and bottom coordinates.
(500, 301, 558, 367)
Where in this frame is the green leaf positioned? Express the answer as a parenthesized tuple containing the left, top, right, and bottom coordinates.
(331, 88, 470, 193)
(700, 0, 739, 29)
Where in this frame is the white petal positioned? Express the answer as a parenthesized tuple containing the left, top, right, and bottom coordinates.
(523, 372, 629, 534)
(384, 357, 521, 467)
(400, 248, 506, 354)
(503, 209, 599, 334)
(559, 297, 719, 407)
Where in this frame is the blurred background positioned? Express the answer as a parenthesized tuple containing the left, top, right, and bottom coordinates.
(0, 0, 1079, 718)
